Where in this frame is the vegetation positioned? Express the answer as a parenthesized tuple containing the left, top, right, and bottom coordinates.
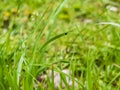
(0, 0, 120, 90)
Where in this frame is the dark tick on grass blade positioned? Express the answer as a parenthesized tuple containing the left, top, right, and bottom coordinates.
(65, 33, 68, 35)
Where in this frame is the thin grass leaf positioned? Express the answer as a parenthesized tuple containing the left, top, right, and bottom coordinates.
(108, 72, 120, 85)
(86, 50, 93, 90)
(60, 73, 70, 90)
(46, 0, 68, 39)
(6, 72, 18, 90)
(99, 22, 120, 28)
(0, 82, 5, 90)
(17, 53, 25, 86)
(51, 66, 55, 90)
(39, 31, 71, 52)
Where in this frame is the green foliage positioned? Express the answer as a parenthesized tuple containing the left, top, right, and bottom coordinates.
(0, 0, 120, 90)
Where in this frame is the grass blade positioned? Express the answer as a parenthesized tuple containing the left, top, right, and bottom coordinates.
(39, 31, 71, 52)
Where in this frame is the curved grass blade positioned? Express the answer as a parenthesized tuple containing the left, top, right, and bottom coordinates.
(99, 22, 120, 28)
(39, 31, 72, 52)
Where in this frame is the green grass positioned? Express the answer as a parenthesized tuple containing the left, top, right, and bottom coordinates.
(0, 0, 120, 90)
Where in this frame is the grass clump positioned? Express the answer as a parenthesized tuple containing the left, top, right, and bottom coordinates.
(0, 0, 120, 90)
